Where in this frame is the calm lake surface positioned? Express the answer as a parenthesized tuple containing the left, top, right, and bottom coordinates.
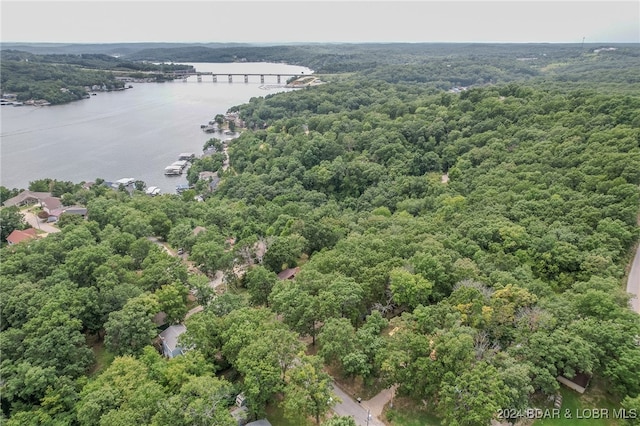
(0, 62, 312, 193)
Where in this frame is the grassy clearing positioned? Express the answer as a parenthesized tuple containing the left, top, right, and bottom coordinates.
(532, 386, 624, 426)
(87, 336, 115, 377)
(266, 400, 315, 426)
(384, 397, 442, 426)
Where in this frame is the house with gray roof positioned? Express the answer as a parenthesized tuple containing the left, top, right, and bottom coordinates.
(158, 324, 187, 358)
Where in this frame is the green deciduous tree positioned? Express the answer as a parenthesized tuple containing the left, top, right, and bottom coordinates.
(437, 362, 510, 426)
(104, 294, 160, 356)
(389, 268, 433, 310)
(244, 265, 278, 306)
(262, 234, 307, 272)
(190, 239, 234, 277)
(156, 282, 189, 325)
(284, 355, 337, 425)
(188, 274, 215, 306)
(318, 318, 356, 365)
(0, 206, 27, 243)
(77, 355, 166, 426)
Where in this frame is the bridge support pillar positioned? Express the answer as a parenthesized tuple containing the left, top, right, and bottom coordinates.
(228, 74, 233, 83)
(212, 75, 217, 82)
(244, 75, 248, 83)
(197, 74, 202, 82)
(277, 75, 281, 84)
(260, 75, 265, 83)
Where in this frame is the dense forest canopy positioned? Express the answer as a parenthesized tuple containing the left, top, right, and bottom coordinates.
(1, 43, 640, 425)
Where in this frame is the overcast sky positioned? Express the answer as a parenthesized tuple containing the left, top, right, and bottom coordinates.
(1, 1, 638, 44)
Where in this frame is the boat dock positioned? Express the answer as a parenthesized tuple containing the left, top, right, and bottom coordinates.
(164, 154, 195, 176)
(145, 186, 161, 196)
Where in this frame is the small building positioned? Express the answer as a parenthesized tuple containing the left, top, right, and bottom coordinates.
(64, 206, 88, 216)
(209, 176, 221, 191)
(158, 324, 187, 358)
(277, 267, 300, 280)
(557, 373, 591, 394)
(6, 228, 38, 245)
(45, 205, 88, 222)
(236, 393, 247, 407)
(199, 172, 221, 192)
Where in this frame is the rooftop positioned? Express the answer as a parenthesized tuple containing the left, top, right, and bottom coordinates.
(6, 228, 38, 245)
(2, 190, 52, 207)
(277, 267, 300, 280)
(159, 324, 187, 358)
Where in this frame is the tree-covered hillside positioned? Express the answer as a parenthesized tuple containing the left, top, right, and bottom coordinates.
(1, 45, 640, 425)
(0, 51, 194, 104)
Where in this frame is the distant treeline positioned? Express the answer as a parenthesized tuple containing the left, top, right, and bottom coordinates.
(2, 43, 639, 105)
(0, 51, 194, 104)
(122, 42, 639, 74)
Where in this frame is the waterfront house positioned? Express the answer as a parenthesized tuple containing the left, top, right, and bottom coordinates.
(2, 190, 52, 207)
(198, 171, 221, 191)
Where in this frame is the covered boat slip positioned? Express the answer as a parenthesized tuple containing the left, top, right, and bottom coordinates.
(145, 186, 161, 196)
(164, 158, 190, 175)
(177, 152, 195, 161)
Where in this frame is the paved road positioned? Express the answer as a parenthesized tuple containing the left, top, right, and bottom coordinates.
(627, 243, 640, 313)
(331, 383, 385, 426)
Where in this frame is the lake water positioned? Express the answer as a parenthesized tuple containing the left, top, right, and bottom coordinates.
(0, 62, 312, 193)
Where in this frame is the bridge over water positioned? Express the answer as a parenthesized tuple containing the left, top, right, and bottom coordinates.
(170, 70, 306, 84)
